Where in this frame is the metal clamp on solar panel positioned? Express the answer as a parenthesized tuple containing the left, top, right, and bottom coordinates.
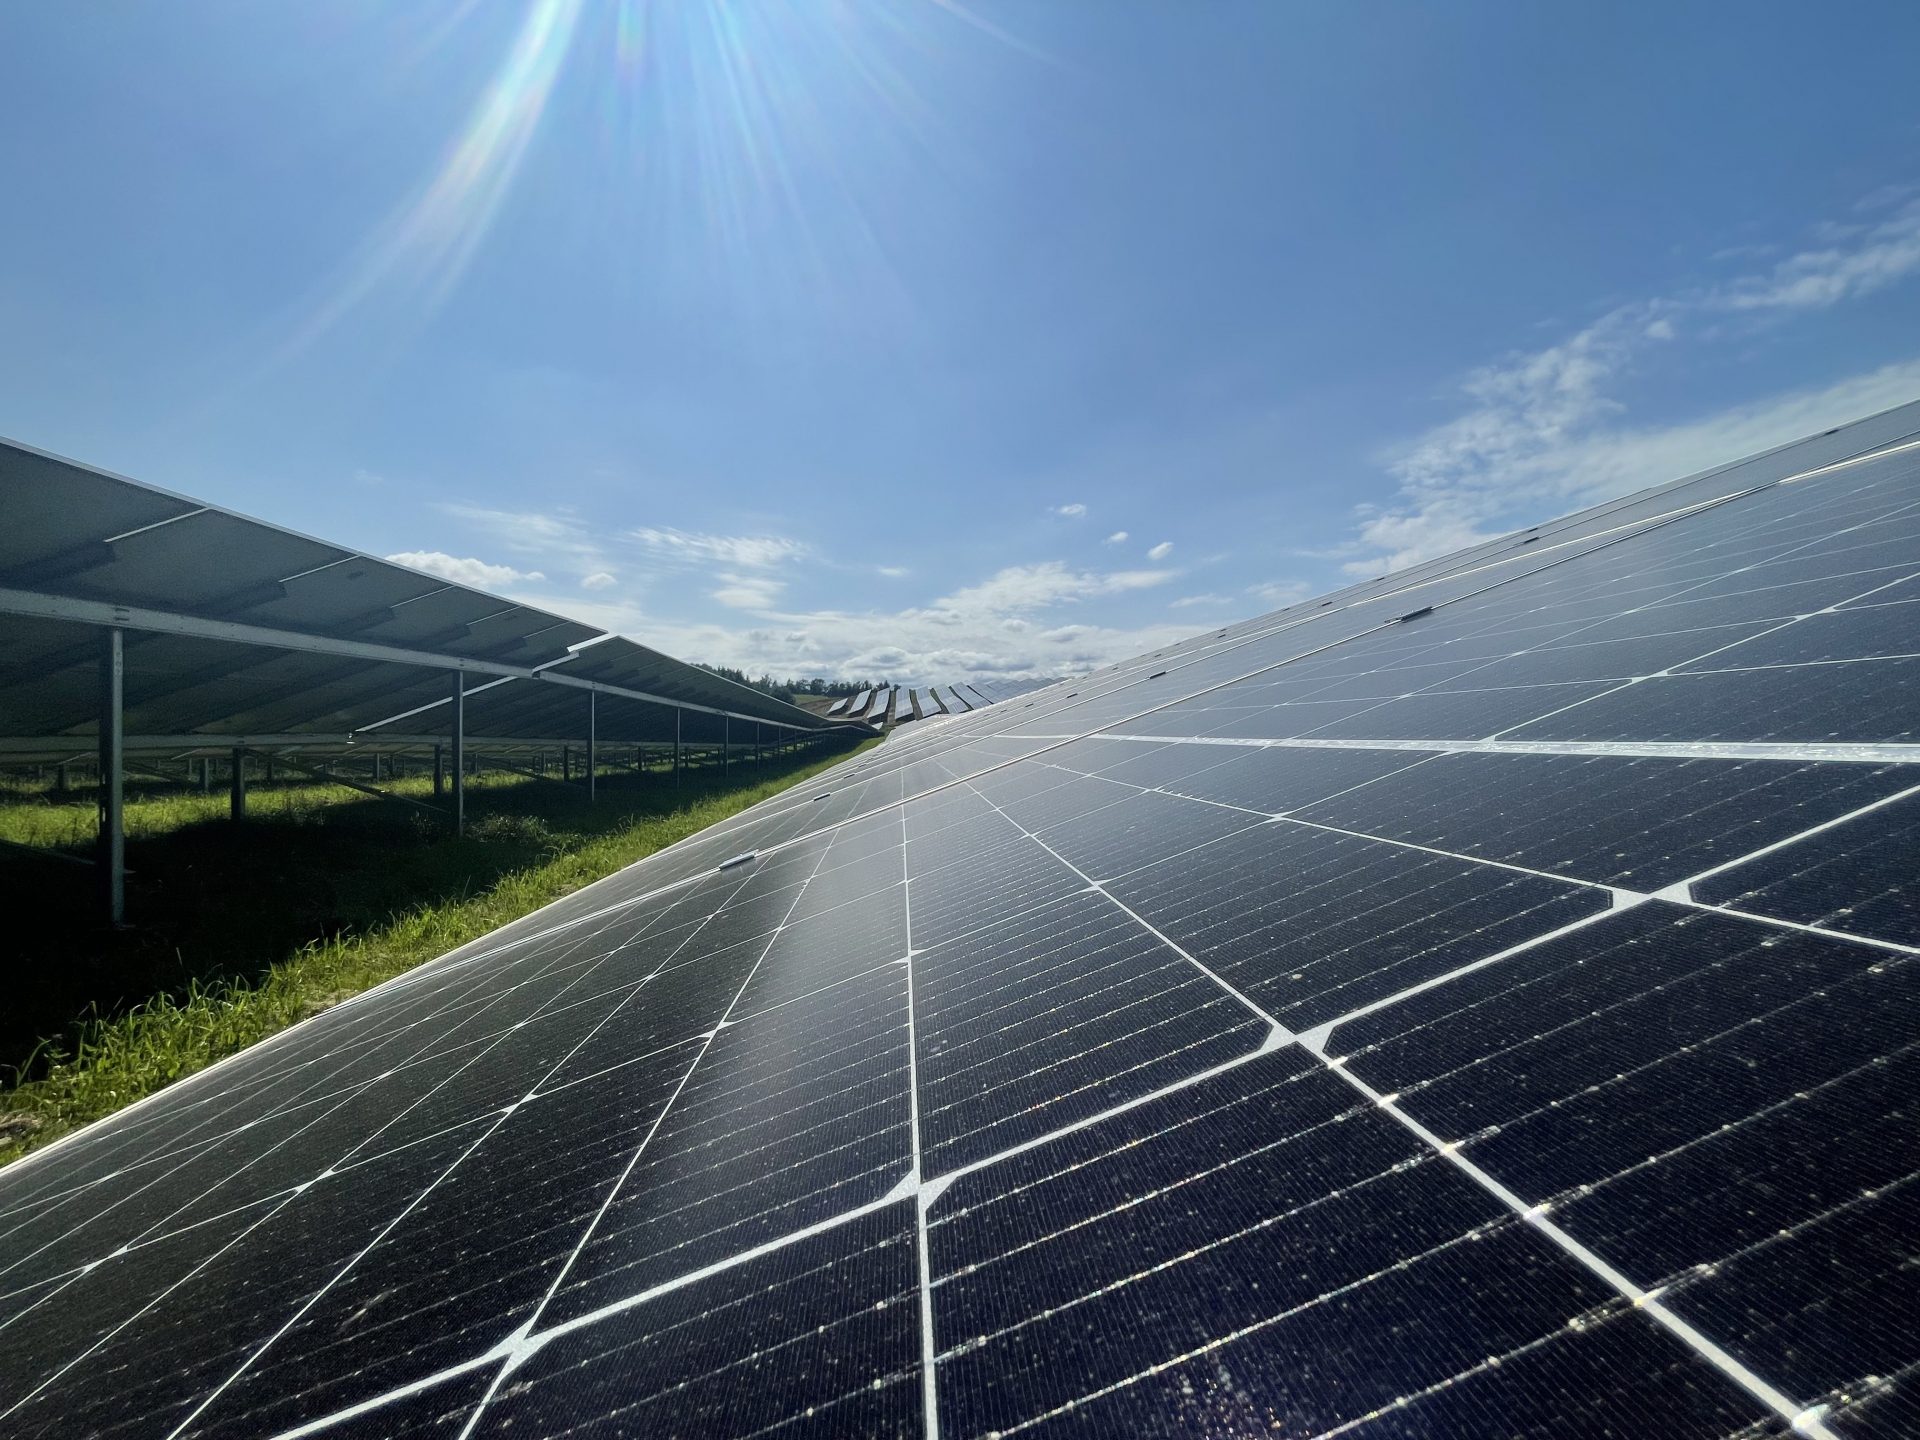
(718, 850, 758, 870)
(1395, 605, 1435, 623)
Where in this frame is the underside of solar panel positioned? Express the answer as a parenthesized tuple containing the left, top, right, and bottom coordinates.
(3, 403, 1917, 1439)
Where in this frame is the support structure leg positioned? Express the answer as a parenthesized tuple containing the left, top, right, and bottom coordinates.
(98, 628, 125, 925)
(587, 691, 598, 804)
(229, 745, 247, 824)
(451, 673, 465, 836)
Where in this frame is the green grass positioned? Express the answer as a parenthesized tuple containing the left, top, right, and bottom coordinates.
(0, 738, 876, 1168)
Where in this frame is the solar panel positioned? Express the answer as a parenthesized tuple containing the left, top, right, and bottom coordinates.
(3, 403, 1918, 1438)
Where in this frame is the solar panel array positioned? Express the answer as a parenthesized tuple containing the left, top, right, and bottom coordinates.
(0, 437, 824, 761)
(3, 404, 1918, 1438)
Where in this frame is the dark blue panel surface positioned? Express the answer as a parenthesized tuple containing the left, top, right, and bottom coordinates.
(1698, 790, 1920, 946)
(7, 409, 1918, 1439)
(1106, 819, 1608, 1029)
(1293, 751, 1917, 889)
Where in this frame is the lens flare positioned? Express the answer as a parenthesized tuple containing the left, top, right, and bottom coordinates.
(281, 0, 585, 357)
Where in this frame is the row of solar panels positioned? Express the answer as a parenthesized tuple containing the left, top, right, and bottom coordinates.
(0, 438, 841, 760)
(824, 682, 1004, 724)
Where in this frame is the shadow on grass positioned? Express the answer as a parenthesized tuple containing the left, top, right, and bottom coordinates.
(0, 750, 846, 1086)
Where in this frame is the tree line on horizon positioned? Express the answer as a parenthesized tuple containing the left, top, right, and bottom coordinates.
(696, 665, 895, 704)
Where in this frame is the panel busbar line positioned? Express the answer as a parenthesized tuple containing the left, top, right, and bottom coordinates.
(3, 405, 1918, 1438)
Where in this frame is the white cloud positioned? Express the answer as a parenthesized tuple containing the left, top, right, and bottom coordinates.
(445, 504, 597, 555)
(877, 565, 909, 578)
(502, 557, 1190, 687)
(1051, 502, 1088, 518)
(385, 550, 545, 588)
(710, 572, 787, 611)
(1246, 579, 1311, 607)
(1350, 191, 1920, 576)
(442, 505, 809, 601)
(1170, 593, 1231, 608)
(1355, 357, 1920, 576)
(629, 526, 808, 569)
(1146, 540, 1174, 561)
(1105, 530, 1129, 544)
(1715, 200, 1920, 312)
(934, 562, 1175, 616)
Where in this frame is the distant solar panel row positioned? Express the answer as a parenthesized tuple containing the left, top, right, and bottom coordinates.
(2, 403, 1917, 1438)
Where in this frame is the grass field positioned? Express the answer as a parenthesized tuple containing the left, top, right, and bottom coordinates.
(0, 738, 874, 1168)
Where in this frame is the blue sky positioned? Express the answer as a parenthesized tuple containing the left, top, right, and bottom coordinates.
(4, 1, 1919, 685)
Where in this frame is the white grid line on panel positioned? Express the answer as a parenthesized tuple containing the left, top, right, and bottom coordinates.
(0, 903, 650, 1360)
(957, 781, 1286, 1038)
(900, 802, 942, 1440)
(997, 732, 1920, 766)
(1317, 1061, 1840, 1440)
(149, 864, 775, 1439)
(447, 813, 858, 1439)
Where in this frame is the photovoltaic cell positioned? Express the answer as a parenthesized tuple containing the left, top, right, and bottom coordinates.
(3, 406, 1917, 1438)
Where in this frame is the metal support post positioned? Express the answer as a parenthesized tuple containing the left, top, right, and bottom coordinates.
(587, 690, 597, 803)
(433, 744, 445, 798)
(723, 716, 729, 778)
(450, 672, 465, 835)
(98, 628, 125, 925)
(230, 746, 247, 823)
(56, 761, 70, 794)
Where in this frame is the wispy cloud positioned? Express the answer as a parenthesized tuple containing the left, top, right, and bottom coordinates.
(877, 565, 909, 579)
(386, 550, 545, 588)
(934, 562, 1175, 615)
(1146, 540, 1174, 561)
(444, 504, 809, 611)
(1246, 579, 1311, 607)
(1105, 530, 1129, 544)
(503, 557, 1187, 686)
(1351, 192, 1920, 575)
(1051, 502, 1088, 518)
(443, 504, 605, 565)
(710, 573, 787, 611)
(1715, 200, 1920, 312)
(628, 526, 808, 570)
(1171, 593, 1230, 608)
